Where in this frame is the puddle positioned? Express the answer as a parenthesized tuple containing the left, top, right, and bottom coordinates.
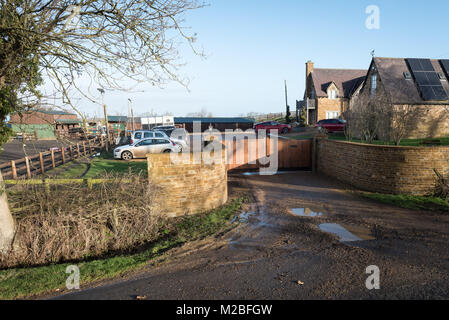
(318, 223, 375, 242)
(291, 208, 325, 217)
(232, 212, 256, 223)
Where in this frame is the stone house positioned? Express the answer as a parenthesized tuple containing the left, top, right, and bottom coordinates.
(303, 61, 366, 124)
(353, 57, 449, 139)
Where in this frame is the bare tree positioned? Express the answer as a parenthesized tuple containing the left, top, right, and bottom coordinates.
(0, 0, 204, 253)
(1, 0, 204, 137)
(186, 107, 212, 117)
(346, 83, 421, 145)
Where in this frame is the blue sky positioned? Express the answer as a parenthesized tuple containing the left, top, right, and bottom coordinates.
(71, 0, 449, 117)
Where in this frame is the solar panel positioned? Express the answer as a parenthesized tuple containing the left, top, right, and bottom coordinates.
(414, 71, 441, 86)
(440, 59, 449, 78)
(406, 58, 448, 101)
(407, 58, 435, 72)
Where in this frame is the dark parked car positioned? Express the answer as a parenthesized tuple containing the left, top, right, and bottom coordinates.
(153, 125, 176, 136)
(254, 121, 292, 134)
(315, 119, 346, 133)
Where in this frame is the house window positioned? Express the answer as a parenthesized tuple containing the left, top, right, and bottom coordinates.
(328, 90, 338, 100)
(326, 111, 340, 119)
(370, 73, 377, 96)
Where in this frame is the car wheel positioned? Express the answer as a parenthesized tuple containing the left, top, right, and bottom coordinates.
(164, 149, 172, 153)
(121, 151, 133, 160)
(282, 128, 289, 134)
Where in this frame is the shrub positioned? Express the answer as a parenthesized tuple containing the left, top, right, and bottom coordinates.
(0, 173, 164, 269)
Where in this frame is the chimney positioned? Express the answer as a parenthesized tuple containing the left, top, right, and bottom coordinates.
(306, 60, 314, 77)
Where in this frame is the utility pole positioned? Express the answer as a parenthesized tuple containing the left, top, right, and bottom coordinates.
(285, 80, 288, 110)
(128, 98, 135, 132)
(98, 88, 109, 152)
(284, 80, 291, 123)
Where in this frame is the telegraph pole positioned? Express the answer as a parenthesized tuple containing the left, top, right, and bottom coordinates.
(98, 88, 109, 152)
(284, 80, 291, 123)
(128, 98, 135, 132)
(285, 80, 288, 110)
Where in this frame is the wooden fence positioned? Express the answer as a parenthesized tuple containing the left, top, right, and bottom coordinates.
(0, 135, 111, 180)
(225, 138, 312, 171)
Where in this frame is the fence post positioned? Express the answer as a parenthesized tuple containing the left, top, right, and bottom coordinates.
(25, 157, 31, 179)
(10, 161, 17, 180)
(51, 149, 56, 168)
(69, 145, 73, 159)
(88, 139, 92, 154)
(62, 148, 66, 164)
(77, 143, 81, 158)
(40, 153, 45, 175)
(100, 135, 104, 148)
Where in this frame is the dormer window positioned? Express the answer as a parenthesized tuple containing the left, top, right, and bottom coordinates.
(328, 90, 338, 99)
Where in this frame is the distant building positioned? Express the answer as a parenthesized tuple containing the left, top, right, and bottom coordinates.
(141, 116, 174, 130)
(107, 115, 128, 134)
(174, 117, 255, 132)
(9, 109, 81, 139)
(303, 61, 366, 124)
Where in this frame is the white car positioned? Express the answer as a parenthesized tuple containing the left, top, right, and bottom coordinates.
(114, 138, 181, 160)
(131, 130, 189, 151)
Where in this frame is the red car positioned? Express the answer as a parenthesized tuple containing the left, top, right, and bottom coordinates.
(315, 119, 346, 133)
(254, 121, 292, 134)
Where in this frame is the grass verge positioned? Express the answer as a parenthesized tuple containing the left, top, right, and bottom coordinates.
(45, 151, 148, 179)
(0, 197, 245, 300)
(357, 192, 449, 213)
(85, 158, 147, 178)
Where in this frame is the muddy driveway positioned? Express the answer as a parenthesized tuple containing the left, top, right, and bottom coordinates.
(54, 172, 449, 300)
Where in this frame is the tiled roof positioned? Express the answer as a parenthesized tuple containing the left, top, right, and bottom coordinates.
(36, 109, 76, 116)
(311, 68, 367, 98)
(174, 117, 255, 124)
(373, 57, 449, 104)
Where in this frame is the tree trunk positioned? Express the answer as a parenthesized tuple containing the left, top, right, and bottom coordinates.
(0, 173, 15, 253)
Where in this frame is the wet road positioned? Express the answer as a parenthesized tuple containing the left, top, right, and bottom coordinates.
(53, 172, 449, 300)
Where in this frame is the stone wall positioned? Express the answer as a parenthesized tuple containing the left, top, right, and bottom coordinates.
(396, 104, 449, 139)
(147, 152, 228, 217)
(317, 138, 449, 195)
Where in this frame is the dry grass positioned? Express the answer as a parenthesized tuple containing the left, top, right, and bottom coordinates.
(0, 173, 165, 269)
